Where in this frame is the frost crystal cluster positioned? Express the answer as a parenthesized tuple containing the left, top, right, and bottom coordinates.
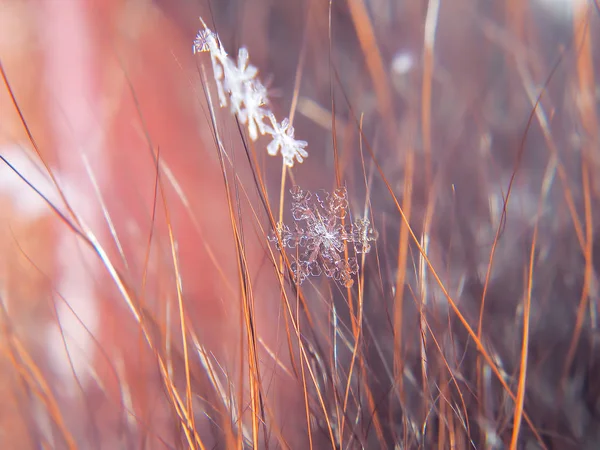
(269, 186, 378, 287)
(193, 20, 308, 167)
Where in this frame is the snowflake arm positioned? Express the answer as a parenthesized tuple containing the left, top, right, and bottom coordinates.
(351, 217, 379, 253)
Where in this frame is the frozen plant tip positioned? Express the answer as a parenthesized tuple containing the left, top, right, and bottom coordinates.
(194, 19, 308, 167)
(269, 186, 378, 287)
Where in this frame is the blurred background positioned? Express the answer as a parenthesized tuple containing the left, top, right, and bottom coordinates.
(0, 0, 599, 448)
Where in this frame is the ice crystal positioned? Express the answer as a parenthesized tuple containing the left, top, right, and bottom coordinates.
(269, 186, 378, 287)
(265, 115, 308, 167)
(193, 19, 308, 167)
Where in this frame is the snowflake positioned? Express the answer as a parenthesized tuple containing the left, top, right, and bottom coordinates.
(237, 78, 269, 141)
(193, 29, 222, 55)
(269, 186, 378, 287)
(265, 115, 308, 167)
(224, 48, 258, 114)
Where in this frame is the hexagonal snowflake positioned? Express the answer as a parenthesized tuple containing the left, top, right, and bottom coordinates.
(269, 186, 377, 287)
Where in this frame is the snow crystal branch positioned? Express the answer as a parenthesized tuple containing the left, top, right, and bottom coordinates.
(193, 19, 308, 167)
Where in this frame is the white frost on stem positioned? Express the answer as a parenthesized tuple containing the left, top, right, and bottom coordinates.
(194, 20, 308, 167)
